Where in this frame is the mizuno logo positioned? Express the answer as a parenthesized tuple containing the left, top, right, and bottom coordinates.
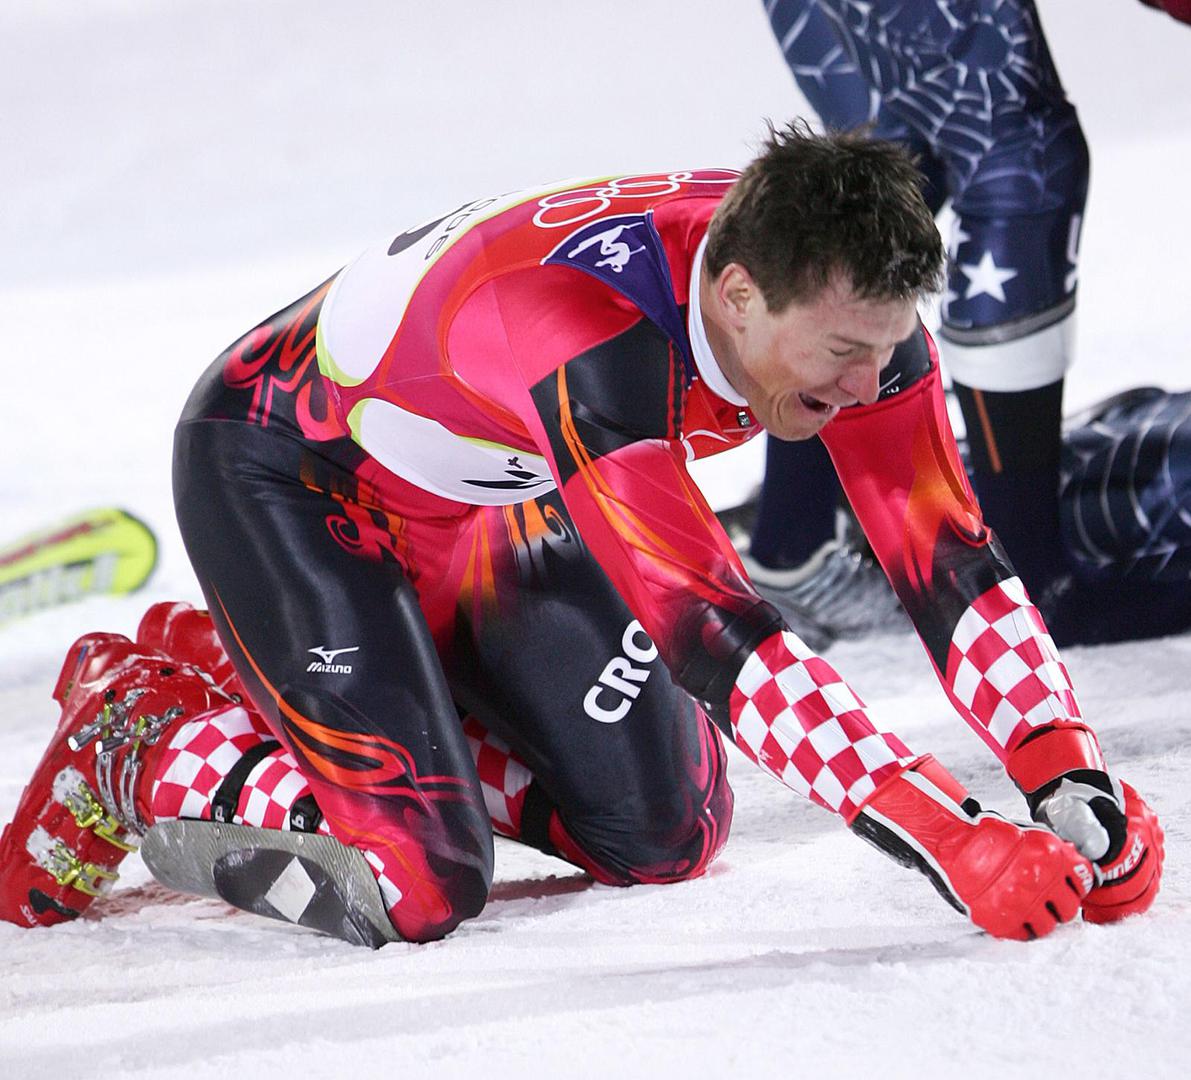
(306, 645, 359, 674)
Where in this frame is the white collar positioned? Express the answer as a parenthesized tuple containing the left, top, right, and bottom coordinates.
(686, 233, 748, 406)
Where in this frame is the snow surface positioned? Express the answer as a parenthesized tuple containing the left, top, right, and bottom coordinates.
(3, 2, 1191, 1077)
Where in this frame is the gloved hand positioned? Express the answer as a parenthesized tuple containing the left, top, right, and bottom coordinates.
(851, 755, 1094, 941)
(1006, 721, 1164, 923)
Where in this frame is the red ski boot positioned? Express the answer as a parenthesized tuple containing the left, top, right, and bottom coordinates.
(136, 601, 246, 698)
(0, 633, 232, 927)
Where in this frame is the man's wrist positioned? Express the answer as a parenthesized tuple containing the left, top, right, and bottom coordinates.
(1006, 720, 1106, 797)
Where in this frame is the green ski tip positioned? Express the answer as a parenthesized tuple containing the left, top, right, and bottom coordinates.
(0, 508, 158, 623)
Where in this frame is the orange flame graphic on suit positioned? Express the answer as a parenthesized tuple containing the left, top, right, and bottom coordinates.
(554, 365, 749, 610)
(212, 592, 468, 801)
(211, 592, 482, 937)
(900, 397, 987, 591)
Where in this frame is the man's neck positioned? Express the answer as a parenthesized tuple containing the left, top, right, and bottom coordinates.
(687, 235, 746, 406)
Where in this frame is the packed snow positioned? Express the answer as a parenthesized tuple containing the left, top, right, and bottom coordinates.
(2, 2, 1190, 1077)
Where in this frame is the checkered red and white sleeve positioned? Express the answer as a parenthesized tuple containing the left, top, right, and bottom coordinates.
(940, 576, 1082, 760)
(729, 630, 915, 820)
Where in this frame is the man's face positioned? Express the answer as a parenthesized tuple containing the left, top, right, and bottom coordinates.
(711, 269, 920, 441)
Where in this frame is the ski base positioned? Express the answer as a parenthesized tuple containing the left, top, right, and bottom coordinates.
(141, 819, 400, 949)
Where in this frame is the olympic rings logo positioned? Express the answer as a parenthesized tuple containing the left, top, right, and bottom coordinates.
(532, 170, 737, 229)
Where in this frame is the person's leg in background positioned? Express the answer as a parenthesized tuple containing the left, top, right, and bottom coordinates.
(931, 8, 1090, 631)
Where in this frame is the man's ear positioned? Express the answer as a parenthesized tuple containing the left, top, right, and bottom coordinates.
(715, 263, 759, 327)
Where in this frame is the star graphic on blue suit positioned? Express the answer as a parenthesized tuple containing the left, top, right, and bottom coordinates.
(959, 249, 1017, 303)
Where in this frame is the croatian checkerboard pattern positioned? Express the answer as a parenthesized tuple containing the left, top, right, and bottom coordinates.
(729, 630, 913, 819)
(943, 577, 1081, 755)
(462, 717, 533, 838)
(150, 705, 327, 832)
(363, 849, 405, 911)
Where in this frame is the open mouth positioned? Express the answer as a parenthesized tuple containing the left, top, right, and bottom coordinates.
(799, 392, 834, 414)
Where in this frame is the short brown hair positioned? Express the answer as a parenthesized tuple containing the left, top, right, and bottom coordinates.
(705, 120, 944, 311)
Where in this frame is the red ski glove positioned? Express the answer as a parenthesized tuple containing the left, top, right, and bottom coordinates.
(1006, 722, 1164, 924)
(851, 756, 1094, 941)
(1082, 782, 1165, 923)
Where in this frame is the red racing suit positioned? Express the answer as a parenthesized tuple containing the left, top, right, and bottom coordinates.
(176, 171, 1083, 939)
